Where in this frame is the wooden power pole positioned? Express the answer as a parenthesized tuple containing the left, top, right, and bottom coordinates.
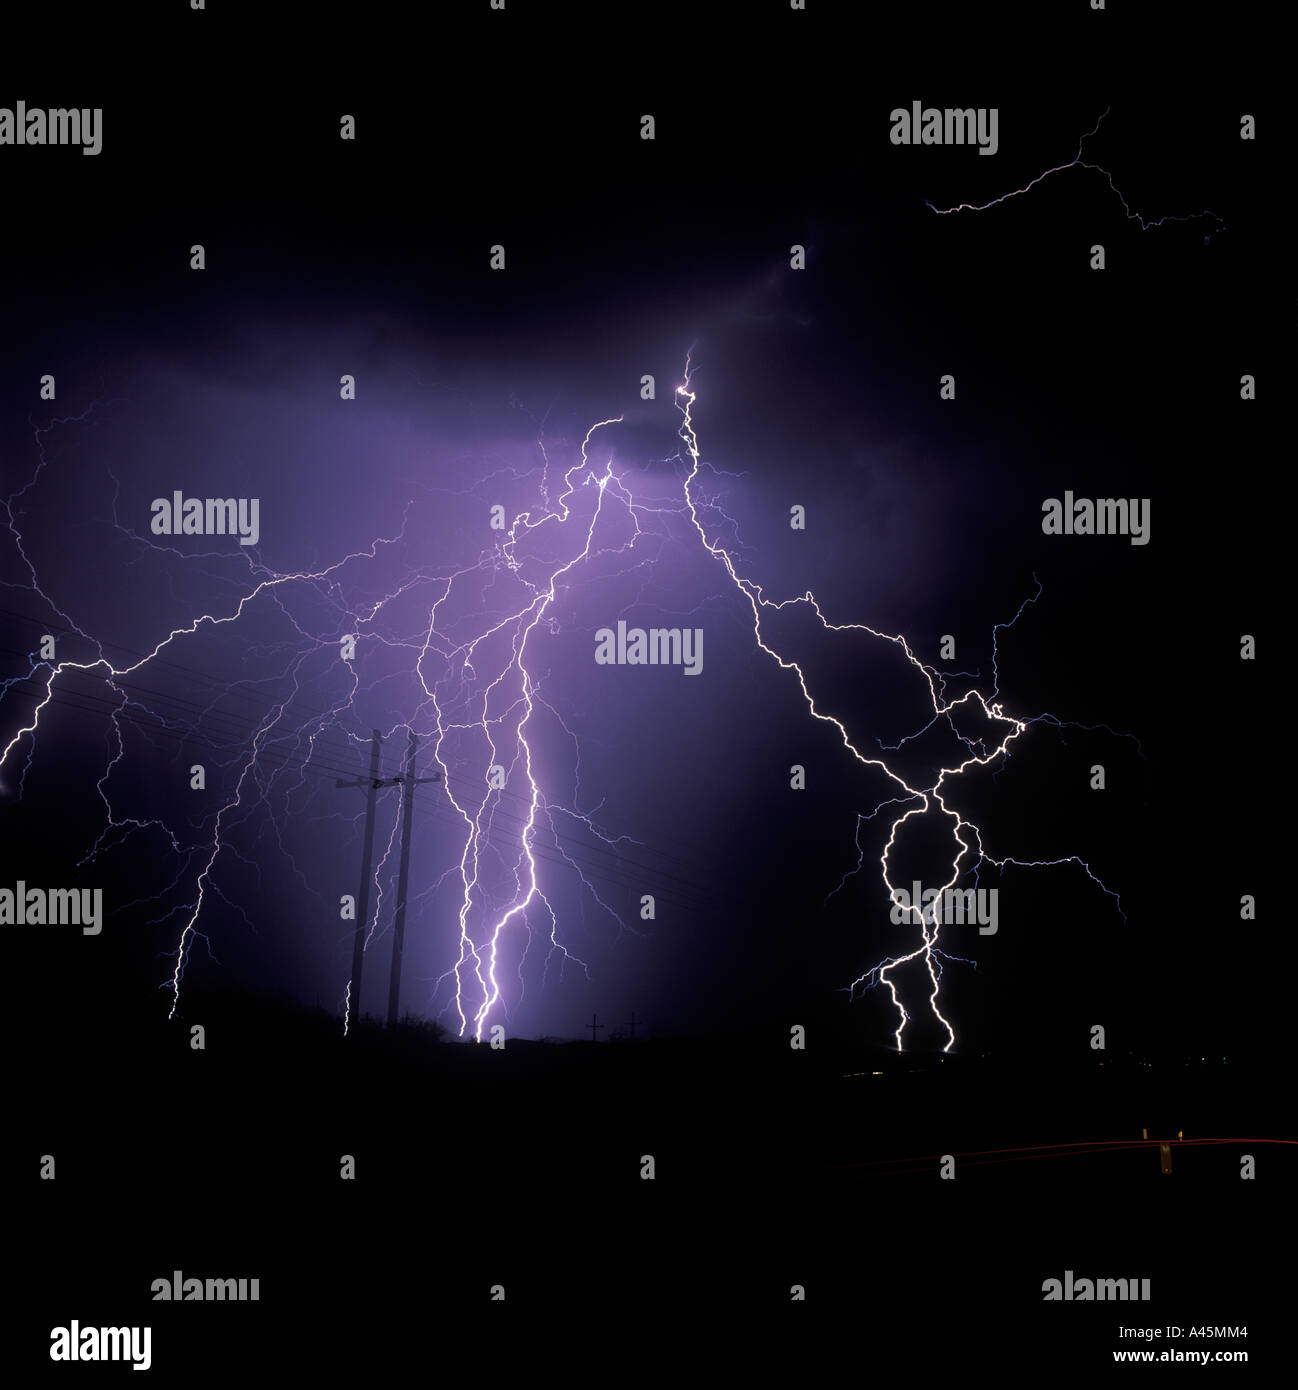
(386, 731, 440, 1028)
(336, 730, 384, 1031)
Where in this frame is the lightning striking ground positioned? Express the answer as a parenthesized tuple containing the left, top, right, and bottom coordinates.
(674, 358, 1127, 1051)
(3, 357, 1129, 1050)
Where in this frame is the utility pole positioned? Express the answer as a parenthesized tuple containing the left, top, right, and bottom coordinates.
(624, 1011, 639, 1039)
(336, 730, 384, 1031)
(386, 731, 440, 1028)
(586, 1012, 604, 1042)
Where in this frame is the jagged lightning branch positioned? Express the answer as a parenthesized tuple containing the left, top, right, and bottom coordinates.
(674, 357, 1128, 1051)
(4, 363, 1130, 1052)
(925, 107, 1224, 241)
(419, 416, 637, 1040)
(2, 405, 664, 1034)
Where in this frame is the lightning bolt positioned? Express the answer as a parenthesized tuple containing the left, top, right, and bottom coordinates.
(674, 356, 1128, 1051)
(420, 416, 636, 1040)
(925, 107, 1224, 242)
(4, 356, 1129, 1052)
(1, 396, 712, 1038)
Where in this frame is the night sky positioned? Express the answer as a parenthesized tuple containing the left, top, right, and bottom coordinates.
(1, 1, 1284, 1373)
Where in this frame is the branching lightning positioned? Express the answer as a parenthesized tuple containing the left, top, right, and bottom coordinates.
(925, 107, 1224, 242)
(2, 398, 702, 1038)
(4, 355, 1131, 1051)
(674, 358, 1129, 1051)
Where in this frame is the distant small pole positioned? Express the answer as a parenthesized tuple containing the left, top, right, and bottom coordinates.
(624, 1011, 638, 1039)
(1159, 1142, 1173, 1175)
(587, 1013, 604, 1042)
